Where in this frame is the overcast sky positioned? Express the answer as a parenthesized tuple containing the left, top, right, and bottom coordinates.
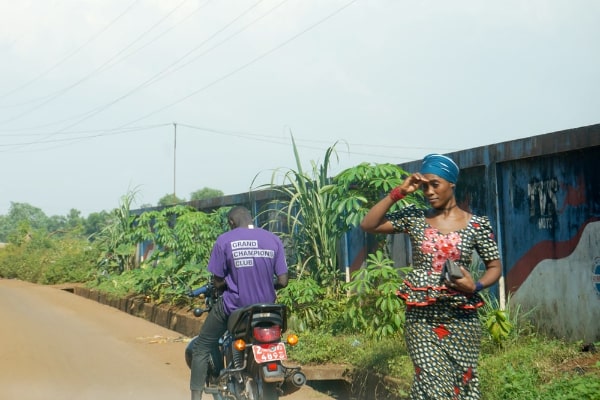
(0, 0, 598, 217)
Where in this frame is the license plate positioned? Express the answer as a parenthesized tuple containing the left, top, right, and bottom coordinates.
(252, 342, 287, 363)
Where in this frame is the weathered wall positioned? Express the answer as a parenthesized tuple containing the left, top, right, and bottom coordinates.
(397, 124, 600, 341)
(135, 124, 600, 341)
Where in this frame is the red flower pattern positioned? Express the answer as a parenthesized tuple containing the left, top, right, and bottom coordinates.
(420, 227, 462, 272)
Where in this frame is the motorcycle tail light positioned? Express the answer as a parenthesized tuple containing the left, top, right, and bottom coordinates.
(253, 325, 281, 343)
(234, 339, 246, 351)
(266, 362, 279, 372)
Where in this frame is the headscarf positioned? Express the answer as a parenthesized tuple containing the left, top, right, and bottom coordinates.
(420, 154, 459, 183)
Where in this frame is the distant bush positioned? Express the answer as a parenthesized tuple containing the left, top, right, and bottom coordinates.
(0, 229, 97, 284)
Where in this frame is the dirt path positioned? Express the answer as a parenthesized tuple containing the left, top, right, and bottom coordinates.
(0, 279, 334, 400)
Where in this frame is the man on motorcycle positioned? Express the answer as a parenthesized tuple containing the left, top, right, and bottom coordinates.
(190, 206, 289, 400)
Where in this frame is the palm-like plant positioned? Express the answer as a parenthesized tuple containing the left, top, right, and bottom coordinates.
(93, 190, 139, 273)
(259, 136, 344, 294)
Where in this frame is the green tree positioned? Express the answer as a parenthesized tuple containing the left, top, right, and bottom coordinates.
(190, 187, 224, 201)
(329, 162, 423, 252)
(83, 210, 112, 238)
(127, 205, 229, 304)
(158, 193, 185, 207)
(0, 202, 49, 242)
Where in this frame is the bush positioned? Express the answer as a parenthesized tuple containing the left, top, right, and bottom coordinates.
(0, 231, 97, 284)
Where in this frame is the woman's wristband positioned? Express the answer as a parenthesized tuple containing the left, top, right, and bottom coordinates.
(474, 281, 484, 293)
(389, 187, 406, 202)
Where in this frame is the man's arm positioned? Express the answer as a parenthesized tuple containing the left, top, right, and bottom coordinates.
(212, 275, 227, 291)
(274, 273, 288, 290)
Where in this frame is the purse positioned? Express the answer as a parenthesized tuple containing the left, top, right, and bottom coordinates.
(442, 259, 464, 281)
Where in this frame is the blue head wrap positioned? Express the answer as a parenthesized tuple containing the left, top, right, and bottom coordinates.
(420, 154, 459, 183)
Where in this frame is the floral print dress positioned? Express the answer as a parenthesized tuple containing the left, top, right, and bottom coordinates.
(386, 205, 500, 400)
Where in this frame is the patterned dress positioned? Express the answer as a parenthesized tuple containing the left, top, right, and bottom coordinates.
(386, 205, 500, 400)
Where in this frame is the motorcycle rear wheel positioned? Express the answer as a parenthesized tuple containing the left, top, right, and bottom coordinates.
(245, 378, 279, 400)
(260, 382, 279, 400)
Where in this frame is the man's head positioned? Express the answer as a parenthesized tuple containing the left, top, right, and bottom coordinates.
(227, 206, 253, 229)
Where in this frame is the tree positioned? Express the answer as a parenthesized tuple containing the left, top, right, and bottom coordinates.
(190, 187, 224, 201)
(157, 193, 185, 207)
(84, 210, 112, 238)
(0, 202, 49, 242)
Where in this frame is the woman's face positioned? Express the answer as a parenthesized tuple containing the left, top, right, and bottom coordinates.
(421, 174, 455, 208)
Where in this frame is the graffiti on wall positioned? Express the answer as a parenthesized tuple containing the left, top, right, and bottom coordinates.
(528, 177, 559, 229)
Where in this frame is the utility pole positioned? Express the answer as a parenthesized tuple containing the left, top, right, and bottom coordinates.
(173, 122, 177, 200)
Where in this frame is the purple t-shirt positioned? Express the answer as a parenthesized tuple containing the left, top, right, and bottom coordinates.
(207, 226, 288, 315)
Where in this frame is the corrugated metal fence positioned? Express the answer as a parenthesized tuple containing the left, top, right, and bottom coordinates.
(141, 123, 600, 342)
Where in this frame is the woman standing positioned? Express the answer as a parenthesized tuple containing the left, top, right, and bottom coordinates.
(360, 154, 502, 399)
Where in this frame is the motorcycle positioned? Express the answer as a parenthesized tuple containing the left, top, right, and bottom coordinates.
(185, 282, 306, 400)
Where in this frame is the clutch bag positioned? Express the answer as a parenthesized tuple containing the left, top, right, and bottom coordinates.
(442, 259, 464, 281)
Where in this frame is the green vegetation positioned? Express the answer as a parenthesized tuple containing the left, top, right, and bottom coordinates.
(287, 330, 600, 400)
(0, 149, 597, 400)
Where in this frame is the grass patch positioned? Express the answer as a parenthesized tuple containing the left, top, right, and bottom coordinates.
(289, 331, 600, 400)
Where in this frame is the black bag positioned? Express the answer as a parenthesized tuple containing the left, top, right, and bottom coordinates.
(442, 259, 464, 281)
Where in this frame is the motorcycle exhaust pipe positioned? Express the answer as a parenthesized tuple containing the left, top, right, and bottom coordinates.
(280, 371, 306, 396)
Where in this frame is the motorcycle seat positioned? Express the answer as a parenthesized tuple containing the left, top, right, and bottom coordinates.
(227, 304, 284, 337)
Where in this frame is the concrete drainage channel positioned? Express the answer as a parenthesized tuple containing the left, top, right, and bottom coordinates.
(66, 285, 404, 400)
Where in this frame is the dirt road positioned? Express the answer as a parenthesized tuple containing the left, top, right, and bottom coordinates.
(0, 279, 333, 400)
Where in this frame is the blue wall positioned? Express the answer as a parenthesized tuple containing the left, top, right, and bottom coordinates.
(139, 123, 600, 341)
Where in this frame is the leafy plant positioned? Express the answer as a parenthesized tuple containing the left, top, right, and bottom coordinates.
(92, 190, 139, 273)
(116, 205, 229, 304)
(255, 137, 346, 295)
(342, 251, 410, 339)
(277, 276, 340, 332)
(329, 162, 422, 255)
(329, 162, 416, 228)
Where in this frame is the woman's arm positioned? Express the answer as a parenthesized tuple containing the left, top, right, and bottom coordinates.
(454, 259, 502, 293)
(359, 194, 397, 234)
(360, 173, 426, 234)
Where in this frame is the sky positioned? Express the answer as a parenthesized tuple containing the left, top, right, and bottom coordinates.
(0, 0, 598, 217)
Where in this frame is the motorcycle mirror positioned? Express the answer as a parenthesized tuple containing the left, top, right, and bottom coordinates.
(193, 308, 204, 317)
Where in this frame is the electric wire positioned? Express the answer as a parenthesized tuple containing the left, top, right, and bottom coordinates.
(0, 1, 211, 133)
(113, 0, 359, 130)
(177, 122, 456, 160)
(1, 0, 351, 147)
(0, 0, 141, 105)
(0, 123, 171, 153)
(0, 0, 193, 126)
(1, 0, 267, 144)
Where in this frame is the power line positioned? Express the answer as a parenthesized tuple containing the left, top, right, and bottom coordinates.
(0, 0, 267, 144)
(2, 0, 356, 148)
(0, 0, 193, 125)
(0, 0, 141, 104)
(115, 0, 359, 129)
(0, 118, 456, 161)
(177, 123, 456, 160)
(0, 123, 170, 152)
(0, 0, 210, 134)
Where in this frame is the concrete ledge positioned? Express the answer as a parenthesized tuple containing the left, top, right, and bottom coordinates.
(72, 286, 202, 337)
(300, 364, 353, 381)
